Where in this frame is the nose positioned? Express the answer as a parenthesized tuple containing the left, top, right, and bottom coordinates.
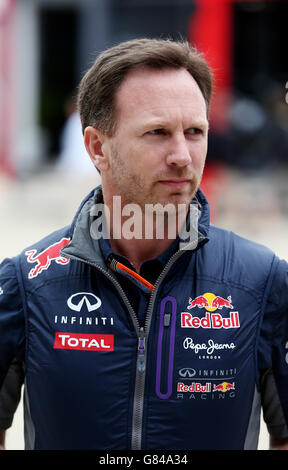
(165, 133, 192, 167)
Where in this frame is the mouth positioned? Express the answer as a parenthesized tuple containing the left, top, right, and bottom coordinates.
(157, 179, 191, 190)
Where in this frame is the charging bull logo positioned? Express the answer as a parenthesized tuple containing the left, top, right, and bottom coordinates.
(187, 293, 233, 311)
(213, 382, 235, 392)
(25, 237, 71, 279)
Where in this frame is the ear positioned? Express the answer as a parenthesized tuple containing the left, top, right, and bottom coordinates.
(84, 126, 110, 172)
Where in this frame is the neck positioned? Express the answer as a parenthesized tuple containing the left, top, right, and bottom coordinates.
(110, 237, 176, 273)
(102, 191, 188, 272)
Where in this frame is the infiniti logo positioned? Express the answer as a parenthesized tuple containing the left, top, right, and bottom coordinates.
(179, 368, 196, 378)
(67, 292, 102, 312)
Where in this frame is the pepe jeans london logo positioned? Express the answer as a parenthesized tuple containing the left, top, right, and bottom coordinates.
(67, 292, 102, 312)
(183, 336, 235, 355)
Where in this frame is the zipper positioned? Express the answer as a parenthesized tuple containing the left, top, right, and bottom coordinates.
(155, 297, 177, 400)
(130, 248, 193, 449)
(129, 235, 207, 448)
(61, 236, 204, 450)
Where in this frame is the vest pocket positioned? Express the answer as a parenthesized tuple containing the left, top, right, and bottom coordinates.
(155, 296, 177, 399)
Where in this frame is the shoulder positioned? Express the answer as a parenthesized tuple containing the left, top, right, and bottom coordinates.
(198, 224, 279, 290)
(19, 226, 72, 281)
(0, 225, 72, 285)
(208, 224, 276, 262)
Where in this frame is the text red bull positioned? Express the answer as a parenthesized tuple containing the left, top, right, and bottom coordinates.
(177, 382, 212, 393)
(181, 311, 240, 329)
(25, 238, 71, 279)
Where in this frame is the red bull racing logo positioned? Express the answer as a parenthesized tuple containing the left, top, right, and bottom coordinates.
(25, 237, 71, 279)
(181, 293, 240, 329)
(177, 381, 235, 394)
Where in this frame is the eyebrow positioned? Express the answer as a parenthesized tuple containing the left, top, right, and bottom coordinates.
(141, 118, 209, 130)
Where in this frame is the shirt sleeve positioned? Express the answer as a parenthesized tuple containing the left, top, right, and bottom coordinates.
(260, 258, 288, 437)
(0, 359, 24, 429)
(0, 258, 25, 389)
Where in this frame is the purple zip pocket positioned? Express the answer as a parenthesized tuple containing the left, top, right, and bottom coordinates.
(155, 296, 177, 399)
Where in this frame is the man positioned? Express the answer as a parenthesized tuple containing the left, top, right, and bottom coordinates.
(0, 38, 288, 450)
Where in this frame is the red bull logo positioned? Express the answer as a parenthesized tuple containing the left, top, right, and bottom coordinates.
(213, 382, 235, 392)
(182, 293, 239, 329)
(25, 237, 71, 279)
(181, 311, 240, 329)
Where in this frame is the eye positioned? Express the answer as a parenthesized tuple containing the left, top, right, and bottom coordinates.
(185, 128, 203, 136)
(147, 128, 166, 135)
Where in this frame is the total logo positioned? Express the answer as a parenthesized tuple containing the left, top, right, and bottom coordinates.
(54, 332, 114, 351)
(181, 293, 240, 329)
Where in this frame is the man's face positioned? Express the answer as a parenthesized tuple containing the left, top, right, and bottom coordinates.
(101, 67, 209, 209)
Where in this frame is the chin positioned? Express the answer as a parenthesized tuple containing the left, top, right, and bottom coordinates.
(151, 195, 192, 213)
(166, 188, 198, 206)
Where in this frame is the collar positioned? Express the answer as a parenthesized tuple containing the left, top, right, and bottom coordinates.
(98, 228, 180, 267)
(61, 185, 210, 270)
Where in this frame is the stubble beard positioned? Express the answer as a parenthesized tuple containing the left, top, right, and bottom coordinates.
(103, 149, 202, 244)
(109, 149, 199, 212)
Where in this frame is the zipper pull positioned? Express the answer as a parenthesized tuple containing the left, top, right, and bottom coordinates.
(164, 312, 171, 327)
(137, 327, 146, 373)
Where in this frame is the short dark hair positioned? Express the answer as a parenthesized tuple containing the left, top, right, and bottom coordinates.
(77, 38, 213, 135)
